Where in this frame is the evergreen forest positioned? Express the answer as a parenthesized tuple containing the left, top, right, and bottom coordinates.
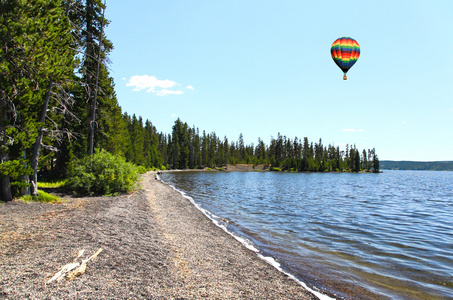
(0, 0, 379, 201)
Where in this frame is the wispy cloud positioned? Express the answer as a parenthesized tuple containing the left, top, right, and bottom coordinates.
(126, 75, 187, 96)
(342, 129, 364, 132)
(186, 85, 194, 90)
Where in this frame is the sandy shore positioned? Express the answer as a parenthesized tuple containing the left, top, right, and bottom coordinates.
(0, 172, 317, 299)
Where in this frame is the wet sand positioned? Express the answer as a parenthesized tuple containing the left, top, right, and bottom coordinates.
(0, 172, 317, 299)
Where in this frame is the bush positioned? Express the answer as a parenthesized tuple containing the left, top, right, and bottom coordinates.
(270, 167, 282, 172)
(136, 166, 147, 174)
(66, 150, 140, 196)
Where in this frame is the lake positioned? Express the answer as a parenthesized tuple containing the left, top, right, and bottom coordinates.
(159, 170, 453, 299)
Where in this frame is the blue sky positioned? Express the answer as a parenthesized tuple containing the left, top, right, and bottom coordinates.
(105, 0, 453, 161)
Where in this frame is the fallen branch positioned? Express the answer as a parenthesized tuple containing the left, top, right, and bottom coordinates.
(46, 248, 103, 284)
(46, 262, 79, 284)
(67, 248, 103, 280)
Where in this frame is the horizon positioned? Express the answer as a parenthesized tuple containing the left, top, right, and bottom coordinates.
(105, 1, 453, 161)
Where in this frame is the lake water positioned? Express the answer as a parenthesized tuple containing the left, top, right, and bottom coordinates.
(160, 170, 453, 299)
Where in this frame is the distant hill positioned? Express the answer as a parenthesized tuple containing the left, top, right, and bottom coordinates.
(380, 161, 453, 171)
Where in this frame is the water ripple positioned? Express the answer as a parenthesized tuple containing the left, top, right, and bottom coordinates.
(162, 170, 453, 299)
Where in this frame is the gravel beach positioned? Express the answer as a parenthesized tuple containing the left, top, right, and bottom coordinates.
(0, 172, 317, 299)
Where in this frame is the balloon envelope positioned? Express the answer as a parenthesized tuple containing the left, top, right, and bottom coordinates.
(331, 37, 360, 79)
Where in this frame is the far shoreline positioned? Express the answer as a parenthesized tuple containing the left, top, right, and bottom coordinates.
(157, 163, 381, 173)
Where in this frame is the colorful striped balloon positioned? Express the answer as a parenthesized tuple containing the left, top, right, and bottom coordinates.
(331, 37, 360, 80)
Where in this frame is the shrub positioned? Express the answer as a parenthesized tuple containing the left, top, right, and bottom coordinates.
(66, 150, 140, 196)
(136, 166, 147, 174)
(271, 167, 282, 172)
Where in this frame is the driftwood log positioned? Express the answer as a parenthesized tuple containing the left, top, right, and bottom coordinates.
(46, 248, 102, 284)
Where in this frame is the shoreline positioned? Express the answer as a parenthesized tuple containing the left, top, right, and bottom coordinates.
(0, 172, 317, 299)
(157, 173, 332, 300)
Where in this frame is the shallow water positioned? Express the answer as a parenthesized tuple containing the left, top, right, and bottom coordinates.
(160, 170, 453, 299)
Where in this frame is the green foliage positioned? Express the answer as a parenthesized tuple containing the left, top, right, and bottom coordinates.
(37, 180, 66, 188)
(66, 150, 140, 196)
(0, 159, 32, 196)
(271, 167, 282, 172)
(0, 159, 32, 177)
(136, 166, 147, 174)
(21, 190, 61, 203)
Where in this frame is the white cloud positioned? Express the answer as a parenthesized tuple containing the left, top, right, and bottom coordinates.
(342, 129, 364, 132)
(186, 85, 194, 90)
(126, 75, 176, 92)
(126, 75, 186, 96)
(402, 121, 407, 125)
(171, 114, 177, 117)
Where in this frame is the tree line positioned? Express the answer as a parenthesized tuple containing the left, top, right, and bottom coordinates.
(380, 161, 452, 171)
(119, 117, 379, 173)
(0, 0, 379, 201)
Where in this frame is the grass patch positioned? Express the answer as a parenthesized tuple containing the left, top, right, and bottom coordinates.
(37, 180, 66, 189)
(20, 190, 62, 203)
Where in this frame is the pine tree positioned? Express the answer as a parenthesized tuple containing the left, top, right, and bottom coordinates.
(362, 149, 368, 171)
(371, 148, 380, 173)
(128, 114, 145, 166)
(74, 0, 113, 155)
(143, 120, 161, 168)
(223, 137, 229, 166)
(238, 133, 245, 163)
(1, 0, 74, 199)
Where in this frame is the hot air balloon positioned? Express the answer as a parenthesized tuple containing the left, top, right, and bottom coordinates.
(331, 37, 360, 80)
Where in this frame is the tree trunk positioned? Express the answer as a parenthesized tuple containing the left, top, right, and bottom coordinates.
(0, 142, 12, 201)
(19, 151, 30, 196)
(0, 175, 12, 202)
(30, 81, 53, 196)
(88, 0, 106, 156)
(0, 103, 12, 202)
